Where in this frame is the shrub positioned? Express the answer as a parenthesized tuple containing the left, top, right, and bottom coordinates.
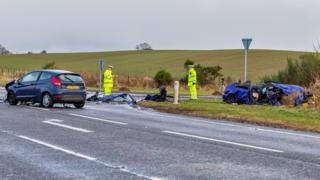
(154, 70, 173, 87)
(181, 59, 223, 86)
(194, 64, 223, 86)
(261, 54, 320, 87)
(184, 59, 194, 68)
(42, 61, 57, 69)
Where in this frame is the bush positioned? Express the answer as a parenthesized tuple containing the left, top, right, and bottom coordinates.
(154, 70, 173, 87)
(194, 64, 223, 86)
(42, 61, 57, 69)
(261, 54, 320, 87)
(181, 60, 223, 86)
(184, 59, 194, 68)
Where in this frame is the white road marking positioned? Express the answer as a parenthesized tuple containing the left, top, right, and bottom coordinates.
(144, 111, 320, 139)
(89, 105, 248, 129)
(17, 134, 156, 179)
(257, 128, 320, 139)
(43, 119, 93, 133)
(28, 106, 50, 111)
(163, 130, 284, 153)
(18, 135, 96, 161)
(69, 113, 128, 126)
(76, 104, 320, 140)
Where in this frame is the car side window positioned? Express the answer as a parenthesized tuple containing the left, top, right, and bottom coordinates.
(20, 72, 41, 83)
(39, 72, 52, 80)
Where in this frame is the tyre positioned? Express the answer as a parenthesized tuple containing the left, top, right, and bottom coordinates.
(226, 94, 237, 104)
(74, 101, 85, 109)
(7, 91, 18, 105)
(41, 93, 54, 108)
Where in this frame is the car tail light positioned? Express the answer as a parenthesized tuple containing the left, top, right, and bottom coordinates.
(51, 76, 61, 87)
(54, 95, 62, 99)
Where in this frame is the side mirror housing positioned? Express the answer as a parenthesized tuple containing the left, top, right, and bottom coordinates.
(15, 80, 20, 84)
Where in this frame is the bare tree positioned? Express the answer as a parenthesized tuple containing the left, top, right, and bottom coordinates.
(313, 39, 320, 54)
(135, 42, 153, 50)
(0, 44, 11, 55)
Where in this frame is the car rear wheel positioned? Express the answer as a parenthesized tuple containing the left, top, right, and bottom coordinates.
(41, 93, 54, 108)
(7, 92, 18, 105)
(74, 101, 85, 109)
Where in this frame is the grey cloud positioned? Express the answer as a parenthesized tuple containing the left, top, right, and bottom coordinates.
(0, 0, 319, 53)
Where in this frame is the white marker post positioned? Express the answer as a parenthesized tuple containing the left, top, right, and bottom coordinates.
(98, 59, 105, 93)
(242, 38, 252, 82)
(173, 81, 179, 104)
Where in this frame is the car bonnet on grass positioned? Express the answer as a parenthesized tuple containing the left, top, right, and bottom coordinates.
(223, 82, 312, 106)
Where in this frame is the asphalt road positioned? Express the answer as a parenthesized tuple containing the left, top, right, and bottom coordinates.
(1, 98, 320, 179)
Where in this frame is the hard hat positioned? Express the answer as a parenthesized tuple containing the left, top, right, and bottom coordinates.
(108, 65, 113, 69)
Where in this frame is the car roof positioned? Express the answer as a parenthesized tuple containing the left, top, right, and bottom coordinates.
(35, 69, 77, 75)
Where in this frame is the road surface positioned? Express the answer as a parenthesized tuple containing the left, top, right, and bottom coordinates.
(1, 100, 320, 179)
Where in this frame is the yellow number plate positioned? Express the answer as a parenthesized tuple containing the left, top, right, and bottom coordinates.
(67, 85, 80, 90)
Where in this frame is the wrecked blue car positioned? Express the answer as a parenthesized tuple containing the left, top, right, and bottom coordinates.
(223, 82, 311, 106)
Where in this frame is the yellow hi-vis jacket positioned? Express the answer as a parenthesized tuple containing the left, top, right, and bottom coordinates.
(104, 69, 113, 84)
(188, 68, 197, 86)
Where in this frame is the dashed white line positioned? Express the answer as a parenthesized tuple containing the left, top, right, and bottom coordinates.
(18, 135, 97, 161)
(69, 113, 128, 126)
(163, 130, 284, 153)
(16, 134, 155, 179)
(43, 119, 93, 133)
(27, 106, 50, 111)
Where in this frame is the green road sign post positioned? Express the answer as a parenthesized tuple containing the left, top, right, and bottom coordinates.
(242, 38, 252, 82)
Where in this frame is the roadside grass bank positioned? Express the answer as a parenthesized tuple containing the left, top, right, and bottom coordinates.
(140, 99, 320, 133)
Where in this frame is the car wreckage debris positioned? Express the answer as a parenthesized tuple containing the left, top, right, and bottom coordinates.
(223, 81, 312, 106)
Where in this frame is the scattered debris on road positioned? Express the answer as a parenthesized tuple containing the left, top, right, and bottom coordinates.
(86, 91, 137, 105)
(144, 86, 173, 102)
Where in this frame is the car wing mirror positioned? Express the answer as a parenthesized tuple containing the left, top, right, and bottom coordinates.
(15, 80, 21, 85)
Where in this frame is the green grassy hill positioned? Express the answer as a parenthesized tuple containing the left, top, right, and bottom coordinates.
(0, 49, 305, 81)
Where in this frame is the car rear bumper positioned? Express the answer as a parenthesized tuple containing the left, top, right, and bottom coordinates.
(53, 92, 86, 103)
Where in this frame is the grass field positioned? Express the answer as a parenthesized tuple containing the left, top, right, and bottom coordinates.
(140, 99, 320, 133)
(0, 49, 304, 82)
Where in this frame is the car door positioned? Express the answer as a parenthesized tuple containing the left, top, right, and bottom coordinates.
(15, 71, 41, 100)
(34, 72, 53, 99)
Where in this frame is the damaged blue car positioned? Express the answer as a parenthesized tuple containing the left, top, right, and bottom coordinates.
(223, 81, 311, 106)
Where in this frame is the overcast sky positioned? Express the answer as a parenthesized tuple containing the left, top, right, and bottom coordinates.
(1, 0, 319, 53)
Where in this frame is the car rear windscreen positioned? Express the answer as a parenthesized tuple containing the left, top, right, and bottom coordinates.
(58, 74, 83, 82)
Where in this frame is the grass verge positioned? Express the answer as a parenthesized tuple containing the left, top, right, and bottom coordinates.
(140, 99, 320, 133)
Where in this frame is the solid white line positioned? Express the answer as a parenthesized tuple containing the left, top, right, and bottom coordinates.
(18, 135, 96, 161)
(257, 128, 320, 139)
(163, 130, 284, 153)
(43, 119, 93, 133)
(69, 113, 128, 126)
